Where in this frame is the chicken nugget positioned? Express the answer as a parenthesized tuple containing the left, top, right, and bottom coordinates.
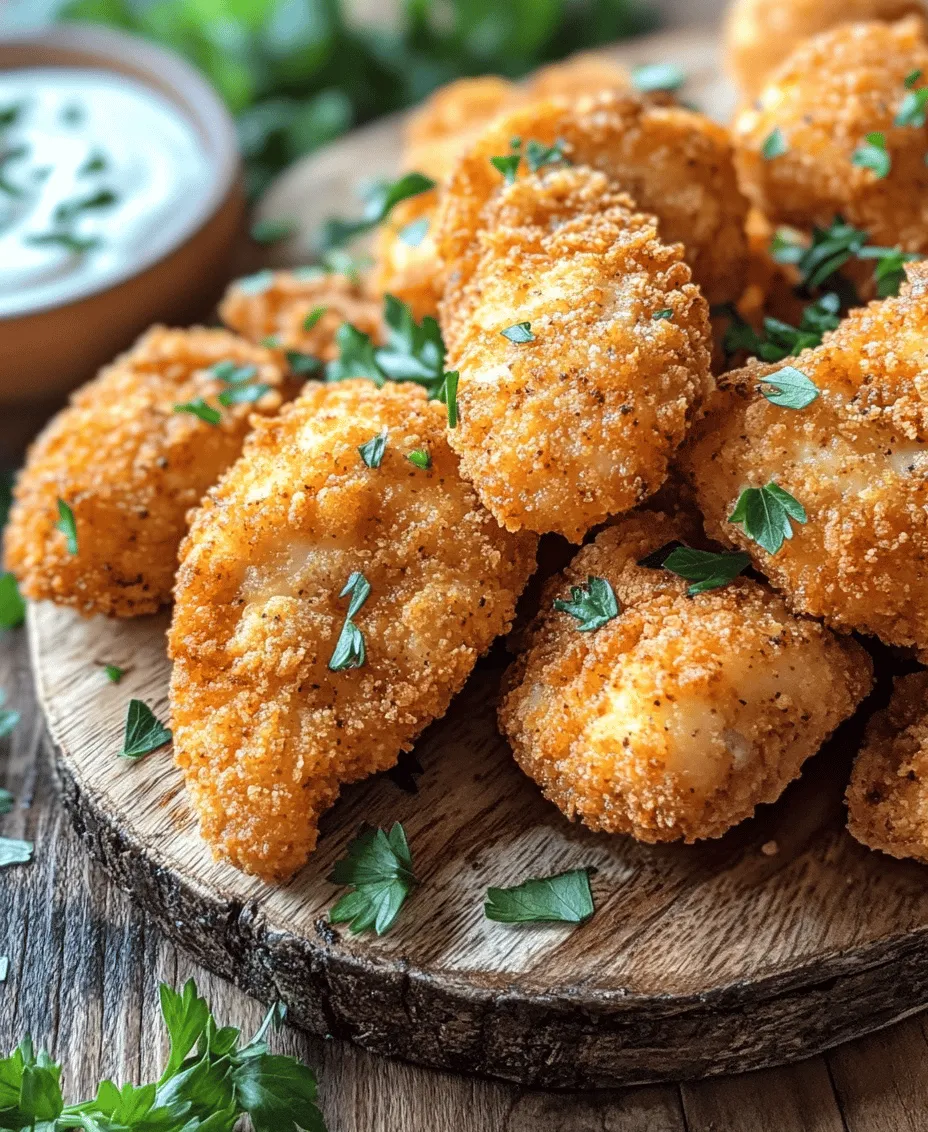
(4, 327, 288, 618)
(434, 92, 750, 306)
(724, 0, 924, 98)
(679, 262, 928, 653)
(734, 18, 928, 254)
(440, 165, 712, 540)
(499, 511, 873, 842)
(847, 670, 928, 861)
(169, 380, 537, 880)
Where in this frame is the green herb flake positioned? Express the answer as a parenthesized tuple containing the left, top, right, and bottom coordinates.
(61, 102, 84, 125)
(0, 103, 22, 129)
(329, 572, 371, 672)
(524, 138, 568, 173)
(104, 665, 124, 684)
(730, 482, 807, 555)
(55, 499, 78, 555)
(490, 153, 521, 183)
(0, 838, 32, 868)
(375, 295, 446, 390)
(0, 789, 13, 816)
(326, 323, 382, 384)
(407, 449, 431, 469)
(53, 188, 118, 225)
(218, 383, 272, 406)
(358, 429, 388, 468)
(906, 69, 923, 88)
(318, 171, 435, 251)
(485, 867, 594, 924)
(661, 546, 751, 596)
(399, 216, 430, 245)
(632, 62, 686, 93)
(553, 575, 619, 631)
(852, 132, 891, 179)
(212, 360, 258, 384)
(329, 822, 416, 935)
(896, 83, 928, 127)
(438, 369, 459, 428)
(120, 699, 172, 760)
(652, 308, 673, 321)
(173, 398, 221, 426)
(501, 321, 534, 343)
(303, 305, 327, 331)
(762, 127, 788, 160)
(758, 364, 820, 409)
(0, 573, 25, 630)
(261, 334, 282, 348)
(250, 216, 297, 244)
(286, 349, 325, 377)
(25, 231, 100, 254)
(78, 149, 108, 176)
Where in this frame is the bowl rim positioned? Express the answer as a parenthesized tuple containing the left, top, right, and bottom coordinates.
(0, 21, 241, 320)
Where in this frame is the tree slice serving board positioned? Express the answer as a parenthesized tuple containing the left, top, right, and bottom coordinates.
(27, 26, 928, 1090)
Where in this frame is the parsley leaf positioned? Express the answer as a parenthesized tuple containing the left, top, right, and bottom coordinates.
(211, 360, 258, 384)
(524, 138, 568, 172)
(358, 429, 388, 468)
(53, 187, 117, 225)
(652, 308, 673, 320)
(251, 216, 297, 244)
(174, 398, 221, 426)
(553, 575, 619, 631)
(375, 294, 446, 390)
(286, 349, 325, 377)
(329, 572, 371, 672)
(329, 823, 416, 935)
(490, 153, 521, 183)
(326, 323, 383, 384)
(730, 482, 807, 555)
(501, 321, 534, 343)
(234, 1052, 326, 1132)
(303, 305, 327, 331)
(896, 83, 928, 127)
(25, 230, 100, 254)
(437, 369, 459, 428)
(318, 171, 435, 251)
(219, 382, 272, 406)
(757, 364, 820, 409)
(121, 699, 172, 760)
(0, 573, 24, 630)
(632, 61, 685, 93)
(762, 127, 788, 159)
(852, 132, 891, 178)
(104, 664, 123, 684)
(661, 546, 751, 596)
(637, 539, 684, 569)
(0, 837, 33, 868)
(485, 867, 594, 924)
(407, 449, 431, 469)
(55, 499, 78, 555)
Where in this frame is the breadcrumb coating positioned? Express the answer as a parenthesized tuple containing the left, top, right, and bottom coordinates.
(847, 670, 928, 861)
(724, 0, 924, 98)
(169, 380, 537, 880)
(500, 511, 873, 842)
(433, 92, 750, 306)
(440, 166, 712, 540)
(734, 18, 928, 253)
(4, 327, 288, 618)
(679, 262, 928, 652)
(219, 270, 383, 360)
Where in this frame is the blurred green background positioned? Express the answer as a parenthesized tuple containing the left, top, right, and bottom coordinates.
(8, 0, 658, 196)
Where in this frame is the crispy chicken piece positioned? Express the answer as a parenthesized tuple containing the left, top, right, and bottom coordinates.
(4, 328, 288, 618)
(679, 262, 928, 653)
(433, 91, 750, 306)
(169, 380, 537, 880)
(500, 511, 873, 842)
(847, 670, 928, 861)
(440, 165, 712, 540)
(219, 270, 383, 361)
(724, 0, 925, 98)
(734, 18, 928, 254)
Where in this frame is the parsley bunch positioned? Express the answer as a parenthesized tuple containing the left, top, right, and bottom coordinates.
(0, 980, 326, 1131)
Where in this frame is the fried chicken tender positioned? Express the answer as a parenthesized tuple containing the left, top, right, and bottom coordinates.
(440, 165, 712, 541)
(724, 0, 924, 98)
(4, 328, 288, 618)
(679, 263, 928, 653)
(433, 92, 750, 306)
(499, 511, 873, 842)
(219, 270, 383, 361)
(734, 18, 928, 253)
(847, 670, 928, 861)
(169, 380, 537, 880)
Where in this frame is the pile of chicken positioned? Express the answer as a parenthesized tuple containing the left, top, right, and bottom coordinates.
(9, 0, 928, 881)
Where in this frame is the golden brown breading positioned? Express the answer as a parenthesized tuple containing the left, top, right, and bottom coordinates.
(169, 380, 538, 880)
(219, 270, 383, 360)
(4, 328, 288, 618)
(524, 52, 632, 101)
(372, 190, 443, 321)
(734, 18, 928, 253)
(500, 511, 873, 842)
(440, 166, 712, 541)
(847, 670, 928, 860)
(724, 0, 924, 98)
(679, 262, 928, 652)
(433, 92, 750, 306)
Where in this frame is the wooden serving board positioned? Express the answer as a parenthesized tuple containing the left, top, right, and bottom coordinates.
(28, 27, 928, 1090)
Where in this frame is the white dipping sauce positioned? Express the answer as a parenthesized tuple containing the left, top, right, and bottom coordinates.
(0, 68, 211, 318)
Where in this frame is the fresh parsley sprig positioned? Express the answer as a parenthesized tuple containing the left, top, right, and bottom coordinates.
(757, 364, 820, 409)
(329, 572, 371, 672)
(317, 172, 435, 252)
(730, 482, 807, 555)
(852, 132, 891, 179)
(553, 575, 619, 631)
(659, 546, 751, 596)
(121, 699, 172, 760)
(485, 868, 595, 924)
(329, 823, 416, 935)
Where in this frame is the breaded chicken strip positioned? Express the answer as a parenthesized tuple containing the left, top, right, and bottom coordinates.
(219, 269, 383, 361)
(169, 380, 537, 880)
(440, 165, 712, 540)
(500, 511, 873, 842)
(734, 19, 928, 253)
(724, 0, 924, 98)
(4, 328, 288, 618)
(847, 670, 928, 861)
(433, 92, 750, 306)
(679, 263, 928, 653)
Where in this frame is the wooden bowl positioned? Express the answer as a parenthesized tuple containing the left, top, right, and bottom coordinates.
(0, 24, 244, 406)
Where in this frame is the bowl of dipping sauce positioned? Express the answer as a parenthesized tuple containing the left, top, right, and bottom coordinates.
(0, 24, 244, 405)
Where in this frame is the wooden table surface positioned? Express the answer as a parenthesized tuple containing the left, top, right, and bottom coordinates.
(2, 627, 928, 1131)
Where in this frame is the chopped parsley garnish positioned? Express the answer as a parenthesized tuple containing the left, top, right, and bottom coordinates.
(53, 187, 118, 225)
(652, 308, 673, 320)
(762, 127, 788, 160)
(261, 334, 282, 348)
(553, 575, 619, 631)
(524, 138, 568, 172)
(25, 231, 100, 254)
(757, 364, 820, 409)
(61, 102, 84, 125)
(407, 449, 431, 469)
(358, 429, 388, 468)
(0, 573, 24, 630)
(438, 369, 459, 428)
(896, 80, 928, 127)
(660, 546, 751, 596)
(173, 398, 221, 426)
(501, 321, 534, 343)
(0, 145, 27, 198)
(730, 482, 807, 555)
(329, 822, 417, 935)
(0, 103, 22, 129)
(212, 360, 258, 384)
(303, 305, 327, 331)
(329, 572, 371, 672)
(0, 790, 13, 816)
(0, 838, 32, 868)
(317, 171, 435, 251)
(375, 294, 446, 389)
(78, 149, 108, 176)
(399, 216, 430, 245)
(235, 268, 275, 295)
(55, 499, 78, 555)
(326, 324, 381, 383)
(218, 383, 271, 406)
(0, 690, 19, 741)
(104, 664, 124, 684)
(120, 700, 172, 760)
(852, 132, 891, 179)
(490, 147, 521, 183)
(285, 350, 324, 377)
(250, 216, 297, 244)
(485, 867, 594, 924)
(632, 61, 686, 93)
